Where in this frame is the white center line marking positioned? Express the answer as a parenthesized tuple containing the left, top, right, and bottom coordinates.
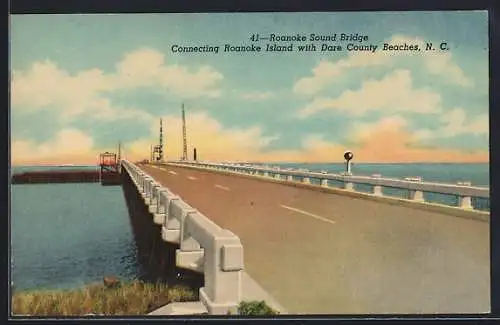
(168, 171, 178, 175)
(280, 205, 336, 225)
(215, 184, 230, 191)
(187, 176, 198, 180)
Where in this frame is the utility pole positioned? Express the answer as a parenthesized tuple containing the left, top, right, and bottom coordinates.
(159, 118, 164, 162)
(182, 103, 188, 161)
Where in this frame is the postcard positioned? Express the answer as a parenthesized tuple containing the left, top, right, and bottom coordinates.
(10, 11, 490, 316)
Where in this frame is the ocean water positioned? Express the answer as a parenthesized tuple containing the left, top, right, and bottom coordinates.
(10, 163, 490, 292)
(10, 181, 139, 293)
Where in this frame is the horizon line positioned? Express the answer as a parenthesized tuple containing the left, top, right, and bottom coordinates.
(11, 161, 489, 167)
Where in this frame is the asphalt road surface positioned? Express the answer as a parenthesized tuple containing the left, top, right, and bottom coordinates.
(138, 164, 490, 314)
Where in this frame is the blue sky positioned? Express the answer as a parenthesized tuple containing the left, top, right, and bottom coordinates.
(10, 11, 489, 164)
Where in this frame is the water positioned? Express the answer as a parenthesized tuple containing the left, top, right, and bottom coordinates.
(250, 163, 490, 211)
(11, 181, 139, 293)
(11, 165, 99, 174)
(10, 163, 490, 292)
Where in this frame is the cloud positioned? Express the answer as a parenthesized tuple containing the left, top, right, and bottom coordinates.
(11, 113, 487, 165)
(297, 69, 442, 118)
(11, 48, 223, 121)
(11, 128, 98, 165)
(414, 108, 488, 140)
(351, 115, 408, 140)
(124, 111, 487, 164)
(115, 48, 223, 98)
(240, 91, 274, 101)
(293, 34, 474, 96)
(125, 111, 280, 162)
(259, 115, 487, 163)
(341, 116, 488, 163)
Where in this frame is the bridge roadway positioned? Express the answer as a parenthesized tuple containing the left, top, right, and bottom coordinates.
(138, 163, 490, 314)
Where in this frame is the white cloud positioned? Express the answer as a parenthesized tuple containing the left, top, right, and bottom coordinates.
(126, 110, 280, 161)
(240, 91, 274, 101)
(350, 115, 408, 140)
(293, 34, 474, 96)
(12, 128, 96, 164)
(11, 48, 224, 121)
(297, 69, 442, 118)
(414, 108, 489, 140)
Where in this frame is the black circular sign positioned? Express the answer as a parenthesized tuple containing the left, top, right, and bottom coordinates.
(344, 151, 354, 161)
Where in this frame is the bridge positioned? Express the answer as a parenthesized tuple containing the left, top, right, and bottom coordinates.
(120, 159, 490, 315)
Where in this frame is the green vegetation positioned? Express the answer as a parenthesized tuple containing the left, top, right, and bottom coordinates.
(12, 280, 196, 316)
(237, 300, 279, 316)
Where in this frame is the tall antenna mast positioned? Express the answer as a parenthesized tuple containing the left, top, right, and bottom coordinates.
(182, 103, 188, 161)
(117, 141, 122, 172)
(117, 141, 121, 162)
(159, 118, 164, 162)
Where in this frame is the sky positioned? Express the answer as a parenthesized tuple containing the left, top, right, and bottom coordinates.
(10, 11, 489, 165)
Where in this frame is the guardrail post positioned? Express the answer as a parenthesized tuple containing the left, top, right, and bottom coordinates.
(144, 179, 157, 206)
(200, 229, 243, 315)
(161, 196, 182, 243)
(148, 184, 162, 214)
(371, 174, 383, 196)
(286, 175, 293, 181)
(153, 188, 169, 225)
(176, 209, 204, 273)
(344, 179, 354, 191)
(408, 189, 424, 202)
(407, 177, 424, 202)
(320, 179, 328, 187)
(142, 178, 153, 204)
(302, 177, 310, 184)
(458, 195, 473, 209)
(457, 181, 473, 209)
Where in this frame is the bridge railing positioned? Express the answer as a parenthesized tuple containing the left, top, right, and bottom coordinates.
(168, 160, 489, 212)
(121, 160, 244, 315)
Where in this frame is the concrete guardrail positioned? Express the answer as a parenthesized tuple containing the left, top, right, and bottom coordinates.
(168, 160, 489, 212)
(121, 160, 244, 315)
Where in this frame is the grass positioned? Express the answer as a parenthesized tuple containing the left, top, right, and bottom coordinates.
(237, 300, 279, 316)
(12, 280, 196, 316)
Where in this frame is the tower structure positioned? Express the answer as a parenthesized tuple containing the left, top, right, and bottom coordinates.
(117, 141, 122, 172)
(182, 103, 188, 161)
(159, 118, 164, 162)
